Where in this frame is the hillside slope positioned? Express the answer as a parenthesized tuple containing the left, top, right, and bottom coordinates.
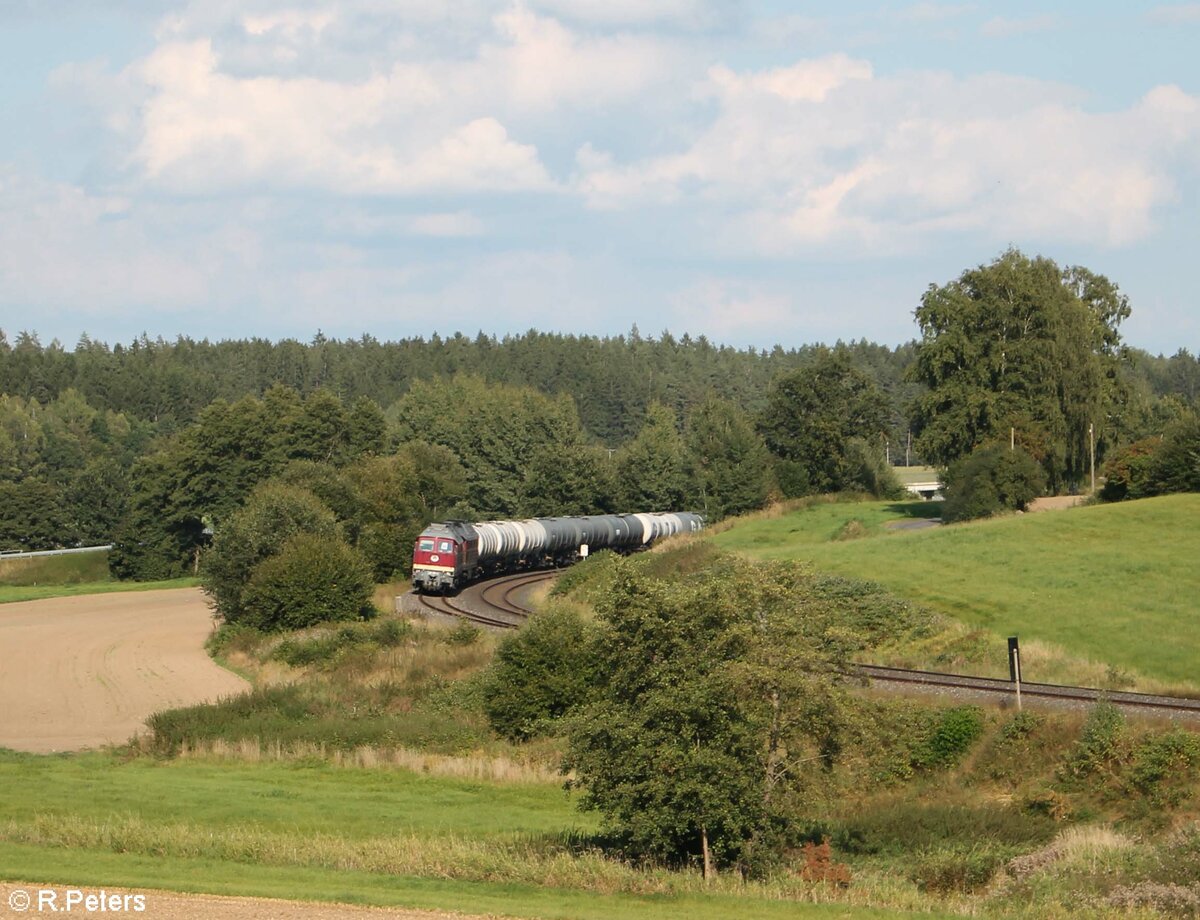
(713, 495, 1200, 685)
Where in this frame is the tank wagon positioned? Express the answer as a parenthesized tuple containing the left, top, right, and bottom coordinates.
(412, 512, 704, 594)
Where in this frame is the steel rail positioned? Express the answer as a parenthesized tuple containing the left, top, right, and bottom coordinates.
(417, 582, 1200, 719)
(483, 570, 557, 617)
(408, 570, 557, 630)
(853, 664, 1200, 717)
(414, 592, 515, 630)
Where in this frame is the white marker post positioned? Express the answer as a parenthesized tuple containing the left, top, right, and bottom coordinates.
(1008, 636, 1022, 711)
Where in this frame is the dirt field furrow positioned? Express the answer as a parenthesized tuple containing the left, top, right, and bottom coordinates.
(0, 588, 247, 753)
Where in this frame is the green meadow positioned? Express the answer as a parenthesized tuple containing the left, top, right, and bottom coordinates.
(0, 751, 951, 920)
(712, 494, 1200, 686)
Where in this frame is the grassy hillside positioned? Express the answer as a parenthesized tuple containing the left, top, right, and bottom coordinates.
(0, 551, 111, 585)
(0, 550, 198, 603)
(712, 495, 1200, 687)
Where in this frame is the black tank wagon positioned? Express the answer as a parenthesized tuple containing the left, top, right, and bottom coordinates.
(412, 512, 704, 594)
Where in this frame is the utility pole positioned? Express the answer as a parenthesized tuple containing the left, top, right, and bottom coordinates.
(1089, 423, 1096, 493)
(906, 430, 911, 467)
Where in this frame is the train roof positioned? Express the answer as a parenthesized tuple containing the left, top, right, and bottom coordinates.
(416, 520, 477, 541)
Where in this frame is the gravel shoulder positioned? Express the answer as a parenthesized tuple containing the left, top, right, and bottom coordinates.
(0, 588, 247, 753)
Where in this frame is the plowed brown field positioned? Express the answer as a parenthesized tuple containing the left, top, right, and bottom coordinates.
(0, 588, 247, 753)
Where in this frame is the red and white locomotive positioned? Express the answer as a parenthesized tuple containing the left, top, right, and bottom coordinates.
(411, 512, 704, 594)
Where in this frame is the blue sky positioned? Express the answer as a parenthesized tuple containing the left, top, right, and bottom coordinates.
(2, 1, 1198, 354)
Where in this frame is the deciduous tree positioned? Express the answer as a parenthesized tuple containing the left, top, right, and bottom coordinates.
(564, 556, 851, 875)
(759, 349, 890, 496)
(910, 250, 1130, 491)
(686, 395, 772, 518)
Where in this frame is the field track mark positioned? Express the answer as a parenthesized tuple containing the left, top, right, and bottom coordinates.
(0, 588, 247, 753)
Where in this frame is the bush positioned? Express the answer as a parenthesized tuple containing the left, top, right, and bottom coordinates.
(913, 707, 985, 768)
(1129, 730, 1200, 806)
(201, 483, 338, 622)
(942, 443, 1046, 523)
(239, 532, 374, 631)
(999, 710, 1045, 743)
(1061, 701, 1128, 781)
(443, 621, 482, 646)
(1099, 437, 1164, 501)
(911, 847, 1008, 893)
(842, 437, 905, 499)
(1146, 415, 1200, 496)
(482, 604, 595, 741)
(270, 618, 411, 668)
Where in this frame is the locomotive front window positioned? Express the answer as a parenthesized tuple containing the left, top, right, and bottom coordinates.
(418, 538, 435, 551)
(438, 540, 454, 553)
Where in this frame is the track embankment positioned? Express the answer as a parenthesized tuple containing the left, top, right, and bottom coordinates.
(0, 588, 247, 753)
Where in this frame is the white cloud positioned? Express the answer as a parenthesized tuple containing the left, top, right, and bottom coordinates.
(241, 8, 336, 37)
(0, 168, 216, 316)
(668, 279, 794, 340)
(575, 59, 1200, 251)
(529, 0, 730, 28)
(407, 211, 485, 237)
(981, 15, 1058, 38)
(477, 7, 681, 112)
(707, 54, 872, 103)
(77, 4, 690, 194)
(130, 39, 552, 193)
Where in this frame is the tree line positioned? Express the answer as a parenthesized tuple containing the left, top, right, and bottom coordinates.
(0, 328, 915, 445)
(1, 248, 1197, 556)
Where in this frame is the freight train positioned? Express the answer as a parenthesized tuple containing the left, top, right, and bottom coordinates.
(411, 512, 704, 594)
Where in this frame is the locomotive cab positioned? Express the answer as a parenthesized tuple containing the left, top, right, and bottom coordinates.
(411, 521, 478, 594)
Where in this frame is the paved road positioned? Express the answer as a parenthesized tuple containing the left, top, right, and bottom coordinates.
(0, 588, 247, 753)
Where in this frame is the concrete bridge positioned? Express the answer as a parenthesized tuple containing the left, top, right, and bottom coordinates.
(904, 480, 943, 500)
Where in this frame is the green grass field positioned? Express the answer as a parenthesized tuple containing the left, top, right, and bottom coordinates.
(713, 495, 1200, 686)
(0, 550, 198, 603)
(0, 550, 111, 585)
(0, 751, 952, 920)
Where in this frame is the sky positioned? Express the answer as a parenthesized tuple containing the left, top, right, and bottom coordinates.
(1, 1, 1198, 354)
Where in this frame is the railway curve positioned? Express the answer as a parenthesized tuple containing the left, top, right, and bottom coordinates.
(400, 570, 555, 630)
(401, 575, 1200, 723)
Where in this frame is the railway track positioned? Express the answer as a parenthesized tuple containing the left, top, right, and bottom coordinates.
(479, 570, 557, 617)
(413, 591, 516, 630)
(407, 570, 557, 630)
(854, 664, 1200, 721)
(407, 578, 1200, 721)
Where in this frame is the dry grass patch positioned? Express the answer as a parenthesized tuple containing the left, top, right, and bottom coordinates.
(179, 738, 563, 784)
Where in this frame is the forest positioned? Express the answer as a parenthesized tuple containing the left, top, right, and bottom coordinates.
(0, 252, 1198, 570)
